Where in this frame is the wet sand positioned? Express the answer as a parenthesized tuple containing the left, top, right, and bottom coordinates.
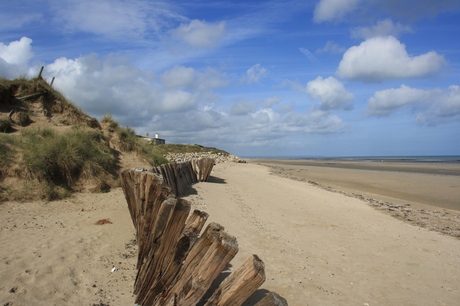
(250, 159, 460, 212)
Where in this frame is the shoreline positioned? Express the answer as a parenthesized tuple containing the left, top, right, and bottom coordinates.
(249, 158, 460, 239)
(248, 158, 460, 176)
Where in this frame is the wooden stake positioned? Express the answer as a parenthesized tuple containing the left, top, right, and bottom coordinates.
(254, 291, 289, 306)
(157, 223, 238, 306)
(119, 168, 289, 306)
(38, 66, 44, 78)
(204, 254, 266, 306)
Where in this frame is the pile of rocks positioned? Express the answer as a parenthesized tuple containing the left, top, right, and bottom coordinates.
(165, 152, 246, 164)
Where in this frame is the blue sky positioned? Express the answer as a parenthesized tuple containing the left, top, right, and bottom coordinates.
(1, 0, 459, 157)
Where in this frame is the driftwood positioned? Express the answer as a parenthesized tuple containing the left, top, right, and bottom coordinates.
(120, 166, 288, 306)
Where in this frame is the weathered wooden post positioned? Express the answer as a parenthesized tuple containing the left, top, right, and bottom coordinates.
(255, 292, 289, 306)
(119, 168, 288, 306)
(38, 66, 44, 79)
(204, 254, 266, 306)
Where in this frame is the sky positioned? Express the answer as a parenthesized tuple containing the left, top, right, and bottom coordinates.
(1, 0, 460, 157)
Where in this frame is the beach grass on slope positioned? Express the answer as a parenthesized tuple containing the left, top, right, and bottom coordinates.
(0, 127, 118, 200)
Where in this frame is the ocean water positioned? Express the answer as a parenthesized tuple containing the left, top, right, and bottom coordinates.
(249, 155, 460, 164)
(317, 156, 460, 164)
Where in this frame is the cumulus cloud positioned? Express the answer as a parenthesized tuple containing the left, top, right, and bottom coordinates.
(231, 100, 258, 116)
(161, 65, 228, 91)
(0, 37, 349, 153)
(313, 0, 361, 23)
(280, 109, 345, 134)
(172, 19, 226, 48)
(366, 85, 429, 116)
(336, 36, 445, 82)
(244, 64, 268, 84)
(366, 84, 460, 126)
(306, 76, 354, 111)
(265, 97, 281, 107)
(0, 37, 34, 78)
(161, 66, 195, 89)
(43, 54, 229, 127)
(351, 19, 413, 39)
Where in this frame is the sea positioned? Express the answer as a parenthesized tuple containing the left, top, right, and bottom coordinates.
(246, 155, 460, 165)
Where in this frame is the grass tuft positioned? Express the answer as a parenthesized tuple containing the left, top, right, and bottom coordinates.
(21, 127, 117, 190)
(0, 118, 12, 133)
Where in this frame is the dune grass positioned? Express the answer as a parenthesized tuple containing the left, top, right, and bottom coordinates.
(0, 77, 228, 201)
(101, 114, 168, 166)
(0, 118, 12, 132)
(21, 127, 117, 187)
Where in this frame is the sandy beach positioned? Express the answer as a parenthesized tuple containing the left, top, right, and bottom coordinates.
(2, 161, 460, 305)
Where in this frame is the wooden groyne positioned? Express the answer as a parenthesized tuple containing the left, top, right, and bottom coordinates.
(120, 163, 288, 305)
(150, 158, 215, 196)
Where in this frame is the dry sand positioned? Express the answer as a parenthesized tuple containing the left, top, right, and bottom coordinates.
(0, 190, 138, 305)
(2, 161, 460, 305)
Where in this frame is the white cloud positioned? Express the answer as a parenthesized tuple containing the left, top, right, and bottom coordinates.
(336, 36, 445, 82)
(351, 19, 413, 39)
(244, 64, 268, 84)
(0, 38, 350, 153)
(313, 0, 361, 22)
(313, 0, 460, 22)
(316, 41, 346, 54)
(231, 100, 258, 116)
(0, 37, 34, 65)
(0, 37, 34, 78)
(280, 109, 345, 134)
(306, 76, 354, 111)
(44, 54, 228, 127)
(265, 96, 281, 107)
(161, 66, 196, 89)
(172, 19, 226, 48)
(366, 85, 429, 116)
(161, 65, 228, 91)
(416, 85, 460, 126)
(366, 84, 460, 126)
(50, 0, 184, 41)
(0, 12, 42, 31)
(280, 79, 305, 92)
(160, 90, 197, 112)
(299, 48, 319, 63)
